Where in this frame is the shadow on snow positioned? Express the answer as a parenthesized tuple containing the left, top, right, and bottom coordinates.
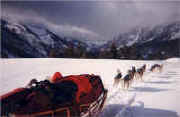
(100, 104, 125, 117)
(131, 106, 179, 117)
(144, 81, 173, 84)
(100, 104, 179, 117)
(129, 86, 169, 92)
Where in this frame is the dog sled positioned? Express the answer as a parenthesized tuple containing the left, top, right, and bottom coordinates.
(0, 73, 108, 117)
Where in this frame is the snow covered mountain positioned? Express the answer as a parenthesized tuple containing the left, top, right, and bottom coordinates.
(1, 18, 180, 59)
(101, 22, 180, 59)
(108, 22, 180, 48)
(1, 19, 94, 58)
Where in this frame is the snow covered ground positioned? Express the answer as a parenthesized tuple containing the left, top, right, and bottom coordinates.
(0, 58, 180, 117)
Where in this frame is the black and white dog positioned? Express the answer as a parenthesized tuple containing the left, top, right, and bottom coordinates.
(113, 69, 122, 87)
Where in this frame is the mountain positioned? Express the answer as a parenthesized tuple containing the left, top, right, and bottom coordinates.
(101, 21, 180, 59)
(1, 18, 180, 59)
(1, 19, 91, 58)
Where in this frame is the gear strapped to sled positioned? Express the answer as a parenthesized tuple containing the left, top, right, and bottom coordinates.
(0, 73, 108, 117)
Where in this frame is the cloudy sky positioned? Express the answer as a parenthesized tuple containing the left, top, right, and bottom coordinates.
(1, 1, 180, 40)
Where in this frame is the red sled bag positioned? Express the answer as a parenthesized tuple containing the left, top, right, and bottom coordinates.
(0, 73, 108, 117)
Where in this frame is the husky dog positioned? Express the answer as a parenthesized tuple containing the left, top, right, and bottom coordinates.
(142, 64, 146, 73)
(136, 68, 144, 81)
(150, 64, 163, 72)
(123, 69, 135, 89)
(113, 69, 122, 87)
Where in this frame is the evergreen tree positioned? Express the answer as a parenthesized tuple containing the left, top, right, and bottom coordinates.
(110, 42, 117, 59)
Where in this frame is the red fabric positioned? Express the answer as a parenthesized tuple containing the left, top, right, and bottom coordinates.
(51, 72, 63, 83)
(0, 88, 26, 100)
(60, 75, 92, 103)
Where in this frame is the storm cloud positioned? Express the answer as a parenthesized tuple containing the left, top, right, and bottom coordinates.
(1, 1, 180, 40)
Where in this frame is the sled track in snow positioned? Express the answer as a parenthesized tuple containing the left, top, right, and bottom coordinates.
(106, 87, 122, 102)
(100, 85, 136, 117)
(114, 94, 136, 117)
(100, 91, 136, 117)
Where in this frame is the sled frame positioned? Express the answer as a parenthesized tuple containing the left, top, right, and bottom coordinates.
(14, 89, 107, 117)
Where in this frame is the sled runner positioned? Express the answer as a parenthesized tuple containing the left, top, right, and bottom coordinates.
(0, 74, 107, 117)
